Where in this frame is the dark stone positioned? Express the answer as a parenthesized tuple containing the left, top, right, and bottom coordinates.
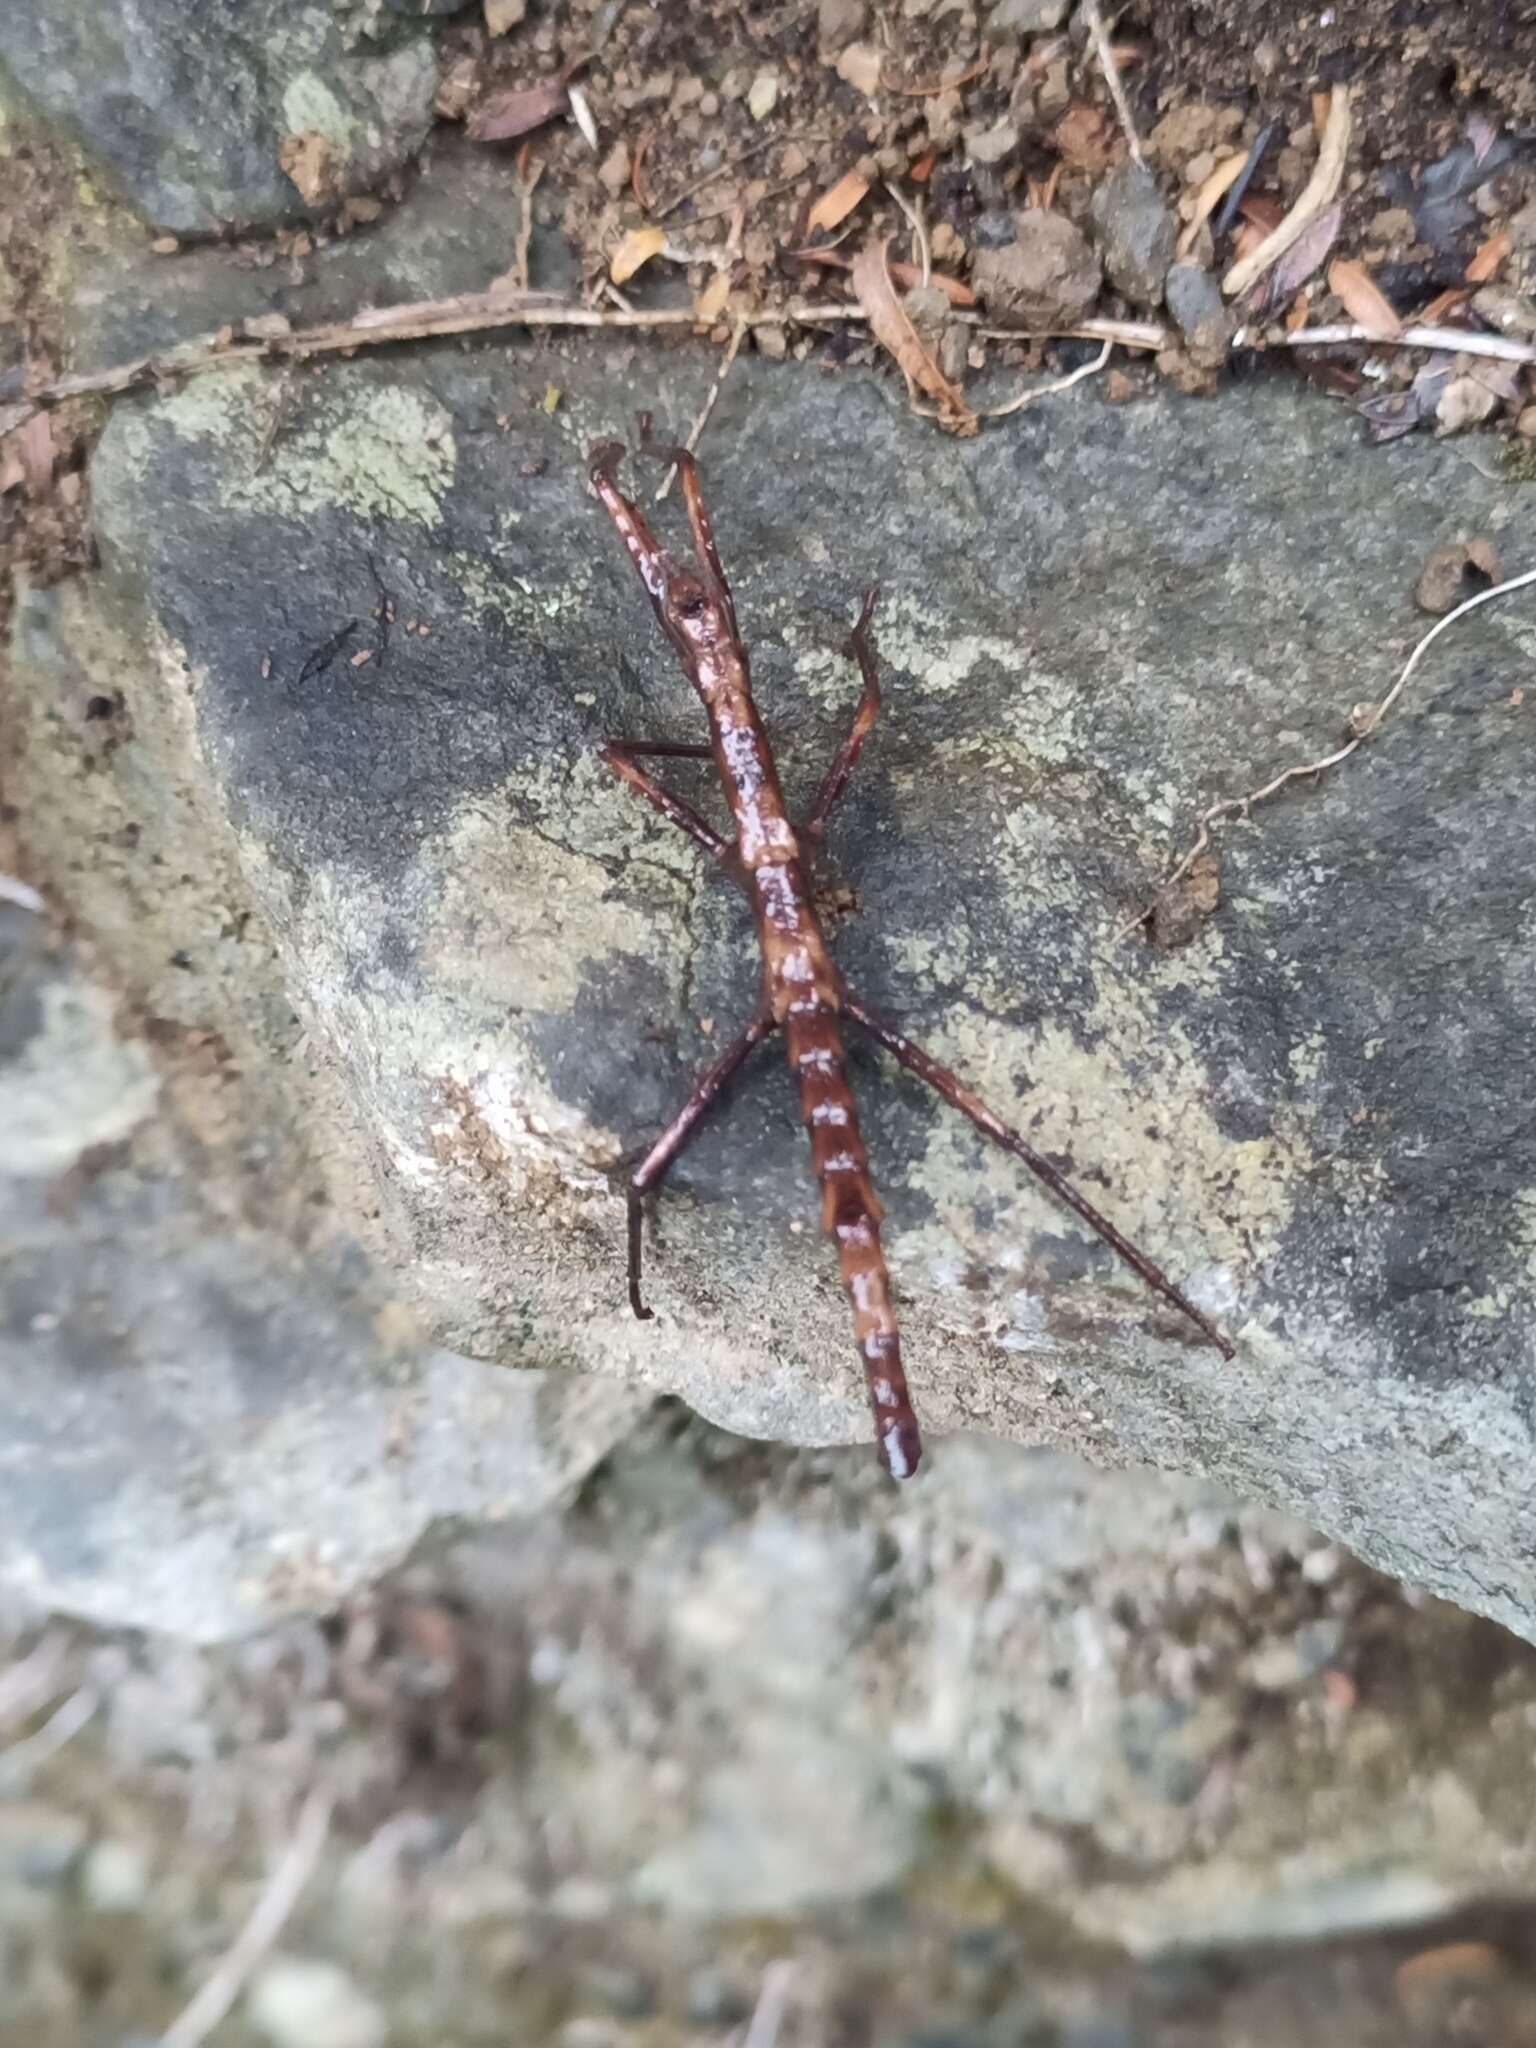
(0, 0, 439, 233)
(1090, 160, 1178, 308)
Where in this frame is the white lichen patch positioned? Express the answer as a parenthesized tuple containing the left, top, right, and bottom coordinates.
(449, 550, 595, 633)
(115, 369, 456, 529)
(281, 71, 359, 150)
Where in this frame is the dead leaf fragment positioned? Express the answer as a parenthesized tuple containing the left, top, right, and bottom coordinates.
(695, 271, 732, 324)
(1327, 257, 1402, 338)
(484, 0, 526, 31)
(1435, 372, 1499, 436)
(1150, 847, 1220, 949)
(836, 43, 883, 96)
(1414, 538, 1503, 614)
(610, 224, 667, 284)
(1395, 1943, 1503, 2019)
(467, 76, 569, 143)
(807, 169, 870, 235)
(850, 238, 977, 437)
(1465, 226, 1511, 284)
(278, 131, 341, 208)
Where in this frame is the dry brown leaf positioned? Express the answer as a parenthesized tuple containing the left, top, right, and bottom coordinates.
(1395, 1943, 1503, 2016)
(888, 260, 976, 307)
(1415, 286, 1471, 325)
(1465, 227, 1511, 284)
(610, 225, 667, 285)
(1255, 201, 1341, 312)
(17, 411, 54, 498)
(851, 238, 977, 436)
(1310, 91, 1331, 140)
(1327, 257, 1402, 338)
(278, 131, 340, 207)
(1238, 193, 1285, 234)
(1284, 287, 1311, 332)
(807, 169, 870, 235)
(467, 76, 569, 142)
(694, 271, 731, 324)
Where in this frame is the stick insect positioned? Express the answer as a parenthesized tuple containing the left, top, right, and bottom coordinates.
(589, 419, 1233, 1479)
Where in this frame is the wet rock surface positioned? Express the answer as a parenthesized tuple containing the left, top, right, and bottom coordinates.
(0, 0, 439, 232)
(17, 342, 1536, 1637)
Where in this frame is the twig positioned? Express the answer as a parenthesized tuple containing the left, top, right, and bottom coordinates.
(739, 1960, 797, 2048)
(0, 873, 46, 914)
(1212, 119, 1280, 239)
(655, 314, 748, 501)
(1120, 566, 1536, 938)
(885, 179, 931, 289)
(1272, 320, 1536, 366)
(512, 155, 545, 293)
(11, 292, 1175, 431)
(973, 336, 1113, 419)
(1082, 0, 1144, 166)
(160, 1783, 333, 2048)
(1224, 87, 1351, 298)
(0, 1683, 98, 1785)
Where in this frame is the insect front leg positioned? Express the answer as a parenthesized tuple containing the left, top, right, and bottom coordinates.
(805, 587, 882, 840)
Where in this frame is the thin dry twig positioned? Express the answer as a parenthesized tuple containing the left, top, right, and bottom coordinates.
(512, 154, 546, 293)
(1081, 0, 1144, 165)
(7, 291, 1174, 432)
(160, 1783, 334, 2048)
(0, 1684, 100, 1787)
(1224, 86, 1352, 298)
(654, 313, 748, 501)
(1120, 565, 1536, 938)
(973, 336, 1113, 419)
(739, 1960, 798, 2048)
(1273, 320, 1536, 366)
(885, 179, 931, 289)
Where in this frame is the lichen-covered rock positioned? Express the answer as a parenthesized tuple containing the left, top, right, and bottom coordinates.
(0, 0, 439, 232)
(15, 347, 1536, 1640)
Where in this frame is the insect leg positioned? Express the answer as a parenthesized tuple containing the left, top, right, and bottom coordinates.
(805, 587, 882, 839)
(599, 739, 733, 865)
(626, 1008, 779, 1317)
(843, 994, 1236, 1359)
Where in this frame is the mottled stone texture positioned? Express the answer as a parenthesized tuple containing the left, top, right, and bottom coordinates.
(14, 346, 1536, 1635)
(0, 0, 438, 231)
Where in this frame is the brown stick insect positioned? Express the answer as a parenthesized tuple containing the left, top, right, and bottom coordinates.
(589, 419, 1233, 1479)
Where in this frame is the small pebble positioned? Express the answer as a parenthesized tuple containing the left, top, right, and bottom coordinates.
(747, 70, 780, 121)
(248, 1956, 386, 2048)
(83, 1838, 151, 1912)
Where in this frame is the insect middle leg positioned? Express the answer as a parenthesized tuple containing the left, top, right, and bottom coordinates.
(626, 1007, 779, 1318)
(805, 586, 882, 840)
(598, 738, 731, 864)
(844, 994, 1235, 1359)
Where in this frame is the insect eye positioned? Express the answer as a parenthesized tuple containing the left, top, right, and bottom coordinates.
(676, 591, 707, 620)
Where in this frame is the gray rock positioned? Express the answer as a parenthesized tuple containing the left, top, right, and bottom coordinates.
(818, 0, 868, 45)
(1165, 261, 1231, 368)
(1090, 160, 1178, 308)
(0, 942, 646, 1640)
(988, 0, 1070, 30)
(0, 0, 439, 233)
(973, 208, 1101, 325)
(15, 343, 1536, 1642)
